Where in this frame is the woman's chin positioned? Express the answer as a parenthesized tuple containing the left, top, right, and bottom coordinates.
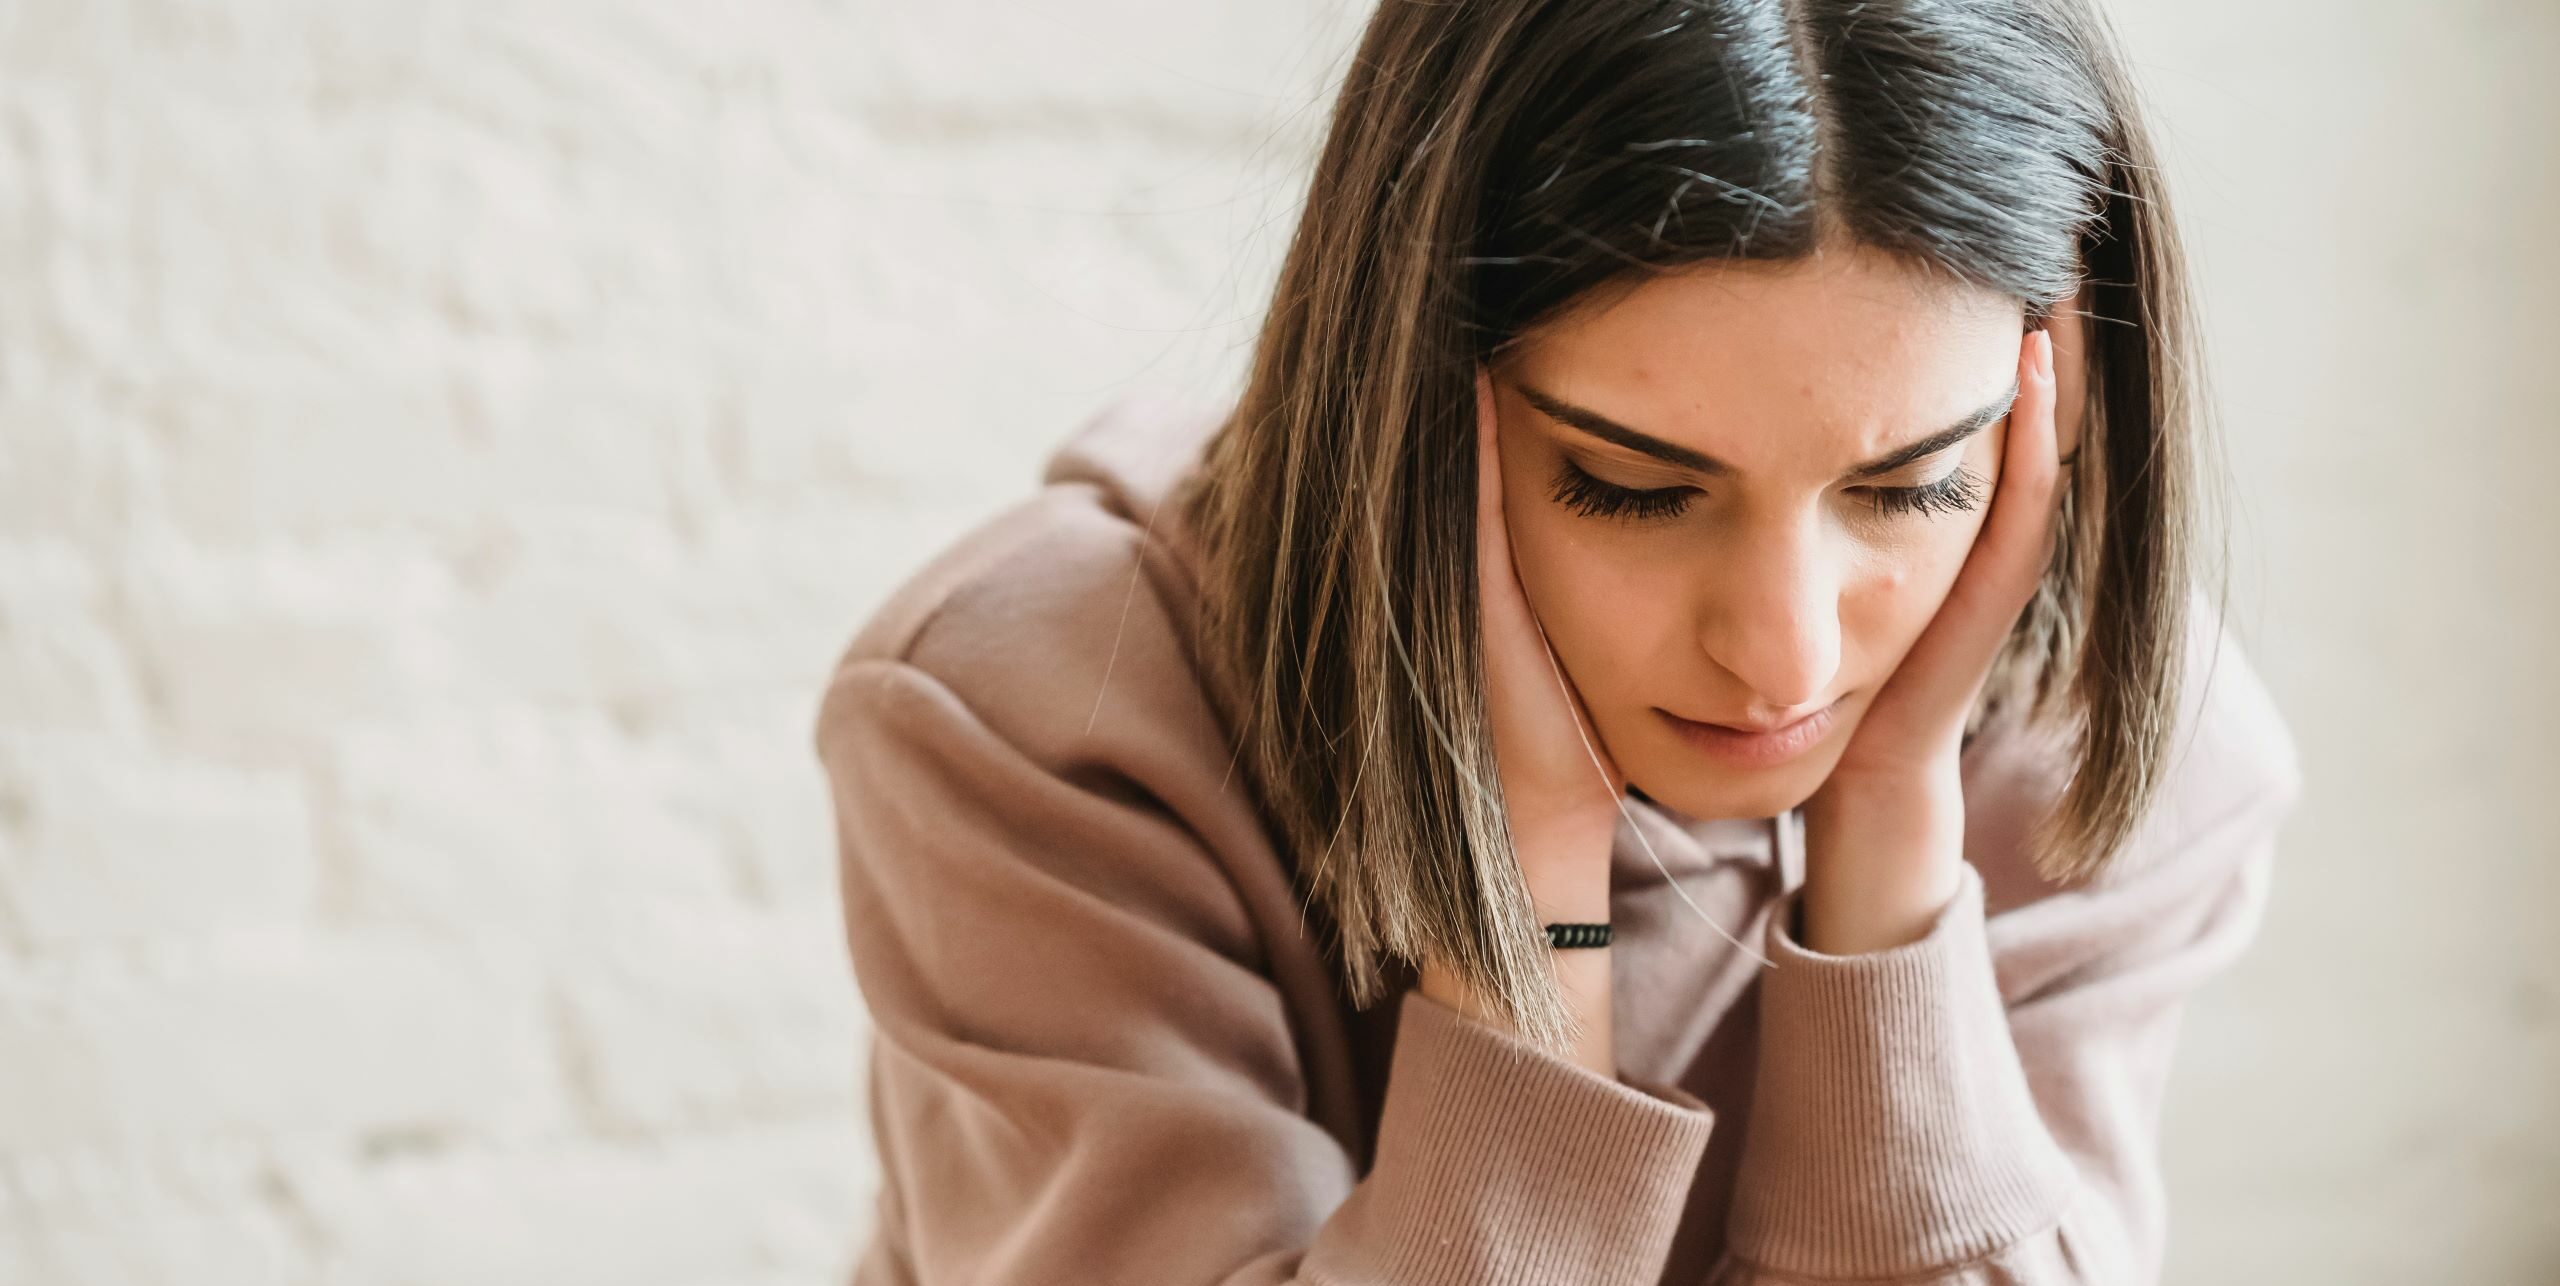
(1626, 766, 1820, 824)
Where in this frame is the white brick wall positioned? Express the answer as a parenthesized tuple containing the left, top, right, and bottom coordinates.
(5, 2, 2555, 1284)
(0, 2, 1353, 1281)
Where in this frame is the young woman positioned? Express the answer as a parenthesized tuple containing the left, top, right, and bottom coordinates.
(814, 1, 2305, 1282)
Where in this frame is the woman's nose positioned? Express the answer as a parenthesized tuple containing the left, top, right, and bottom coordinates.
(1695, 511, 1842, 715)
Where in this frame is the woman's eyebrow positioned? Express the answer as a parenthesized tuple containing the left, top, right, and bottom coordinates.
(1511, 379, 2022, 480)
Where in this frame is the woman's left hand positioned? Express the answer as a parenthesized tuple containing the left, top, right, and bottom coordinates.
(1796, 326, 2063, 955)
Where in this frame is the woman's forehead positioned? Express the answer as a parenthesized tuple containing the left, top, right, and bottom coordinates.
(1503, 253, 2022, 472)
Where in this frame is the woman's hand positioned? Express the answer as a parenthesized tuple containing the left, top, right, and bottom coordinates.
(1797, 328, 2063, 955)
(1416, 365, 1626, 1076)
(1470, 365, 1628, 881)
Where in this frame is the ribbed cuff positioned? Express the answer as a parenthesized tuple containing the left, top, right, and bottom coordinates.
(1726, 859, 2079, 1278)
(1300, 987, 1716, 1286)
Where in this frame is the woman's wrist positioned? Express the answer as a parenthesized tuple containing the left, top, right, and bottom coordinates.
(1798, 775, 1967, 954)
(1417, 947, 1616, 1080)
(1521, 821, 1616, 1076)
(1412, 818, 1617, 1076)
(1513, 816, 1617, 921)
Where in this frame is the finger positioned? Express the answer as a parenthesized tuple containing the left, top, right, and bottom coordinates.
(1476, 365, 1525, 616)
(2049, 288, 2088, 463)
(1998, 329, 2064, 595)
(1475, 364, 1532, 694)
(1890, 329, 2062, 703)
(1479, 366, 1627, 796)
(1953, 328, 2061, 653)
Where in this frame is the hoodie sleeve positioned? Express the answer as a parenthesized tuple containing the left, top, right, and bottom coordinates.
(821, 655, 1715, 1286)
(1706, 611, 2307, 1284)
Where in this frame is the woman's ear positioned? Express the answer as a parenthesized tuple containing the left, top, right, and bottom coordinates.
(2048, 286, 2090, 463)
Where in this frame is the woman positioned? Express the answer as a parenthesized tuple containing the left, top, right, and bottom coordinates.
(814, 0, 2305, 1282)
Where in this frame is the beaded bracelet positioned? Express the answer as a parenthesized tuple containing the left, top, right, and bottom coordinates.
(1543, 921, 1612, 950)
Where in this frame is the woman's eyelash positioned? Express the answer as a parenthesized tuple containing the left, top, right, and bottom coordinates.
(1547, 459, 1695, 521)
(1545, 458, 1990, 523)
(1864, 468, 1988, 517)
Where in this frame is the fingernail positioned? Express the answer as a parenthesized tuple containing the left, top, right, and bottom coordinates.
(2038, 330, 2055, 381)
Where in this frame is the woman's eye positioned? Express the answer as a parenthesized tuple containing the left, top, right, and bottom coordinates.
(1543, 458, 1990, 525)
(1547, 459, 1696, 522)
(1861, 468, 1989, 518)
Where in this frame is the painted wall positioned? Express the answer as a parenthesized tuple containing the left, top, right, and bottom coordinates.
(0, 2, 2548, 1281)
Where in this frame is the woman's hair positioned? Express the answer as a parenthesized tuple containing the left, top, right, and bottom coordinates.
(1177, 0, 2226, 1054)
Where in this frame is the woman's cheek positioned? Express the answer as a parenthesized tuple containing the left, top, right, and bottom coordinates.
(1505, 511, 1664, 703)
(1855, 524, 1975, 648)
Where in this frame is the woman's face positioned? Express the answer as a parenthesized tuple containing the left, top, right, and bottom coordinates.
(1486, 245, 2034, 823)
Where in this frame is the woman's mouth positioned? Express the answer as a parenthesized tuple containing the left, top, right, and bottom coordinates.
(1654, 700, 1840, 769)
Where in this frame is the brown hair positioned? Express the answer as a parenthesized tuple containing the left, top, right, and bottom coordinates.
(1178, 0, 2228, 1055)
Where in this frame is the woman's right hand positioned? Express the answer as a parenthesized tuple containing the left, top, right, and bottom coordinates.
(1417, 365, 1628, 1077)
(1469, 363, 1627, 891)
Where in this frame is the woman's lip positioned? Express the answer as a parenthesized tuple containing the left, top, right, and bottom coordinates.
(1655, 699, 1841, 768)
(1695, 709, 1821, 735)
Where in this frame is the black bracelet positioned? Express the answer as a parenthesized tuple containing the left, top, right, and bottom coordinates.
(1543, 921, 1611, 949)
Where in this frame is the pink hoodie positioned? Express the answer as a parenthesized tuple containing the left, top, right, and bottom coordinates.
(813, 392, 2305, 1285)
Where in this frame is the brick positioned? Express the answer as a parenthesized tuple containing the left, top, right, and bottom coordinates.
(0, 1204, 295, 1286)
(637, 690, 844, 906)
(0, 541, 143, 732)
(552, 900, 862, 1130)
(0, 932, 559, 1152)
(851, 1, 1358, 134)
(435, 511, 885, 708)
(0, 735, 316, 949)
(113, 537, 459, 755)
(331, 707, 737, 931)
(143, 350, 716, 545)
(278, 1121, 867, 1286)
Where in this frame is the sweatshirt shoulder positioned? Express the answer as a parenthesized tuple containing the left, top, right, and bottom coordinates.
(2154, 594, 2306, 839)
(815, 393, 1235, 776)
(2084, 588, 2306, 896)
(1969, 587, 2306, 914)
